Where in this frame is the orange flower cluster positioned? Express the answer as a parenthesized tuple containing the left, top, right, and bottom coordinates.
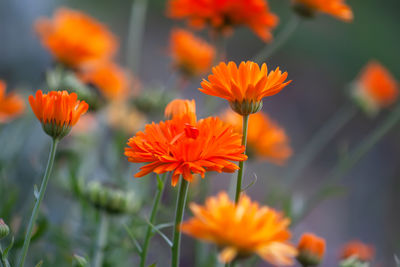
(200, 61, 291, 115)
(221, 109, 292, 164)
(167, 0, 278, 42)
(125, 100, 247, 186)
(180, 192, 297, 264)
(170, 29, 215, 77)
(293, 0, 353, 22)
(0, 81, 25, 123)
(297, 233, 326, 266)
(29, 90, 88, 139)
(340, 241, 375, 262)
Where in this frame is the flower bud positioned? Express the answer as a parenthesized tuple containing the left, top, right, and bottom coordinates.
(229, 99, 263, 116)
(0, 219, 10, 239)
(297, 233, 325, 266)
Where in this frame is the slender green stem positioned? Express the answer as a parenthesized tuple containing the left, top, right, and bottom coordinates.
(235, 115, 249, 204)
(171, 179, 189, 267)
(285, 103, 357, 186)
(253, 15, 300, 63)
(0, 244, 11, 267)
(126, 0, 149, 74)
(93, 212, 109, 267)
(18, 138, 59, 267)
(140, 173, 167, 267)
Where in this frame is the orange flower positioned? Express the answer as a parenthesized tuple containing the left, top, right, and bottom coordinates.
(79, 62, 129, 99)
(340, 241, 375, 262)
(125, 100, 247, 186)
(297, 233, 326, 266)
(167, 0, 278, 42)
(35, 8, 117, 68)
(221, 109, 292, 164)
(0, 80, 25, 123)
(107, 100, 146, 134)
(292, 0, 353, 22)
(353, 61, 398, 114)
(29, 90, 89, 139)
(170, 29, 215, 77)
(180, 192, 297, 264)
(165, 99, 197, 123)
(200, 61, 291, 115)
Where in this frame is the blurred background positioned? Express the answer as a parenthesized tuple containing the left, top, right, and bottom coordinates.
(0, 0, 399, 266)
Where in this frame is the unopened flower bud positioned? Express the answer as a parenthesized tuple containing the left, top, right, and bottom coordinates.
(0, 219, 10, 239)
(297, 233, 325, 266)
(229, 99, 263, 116)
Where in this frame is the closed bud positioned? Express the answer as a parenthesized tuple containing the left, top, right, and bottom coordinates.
(0, 219, 10, 239)
(297, 233, 325, 266)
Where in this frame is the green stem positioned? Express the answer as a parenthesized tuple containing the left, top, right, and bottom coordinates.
(0, 244, 11, 267)
(140, 173, 167, 267)
(285, 103, 357, 185)
(93, 212, 109, 267)
(253, 15, 300, 63)
(235, 115, 249, 204)
(171, 179, 189, 267)
(126, 0, 149, 74)
(18, 138, 59, 267)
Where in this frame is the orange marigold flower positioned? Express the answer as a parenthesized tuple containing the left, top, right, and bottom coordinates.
(352, 61, 398, 114)
(35, 8, 117, 68)
(29, 90, 89, 139)
(79, 62, 129, 99)
(170, 29, 215, 77)
(221, 109, 292, 164)
(180, 192, 297, 264)
(292, 0, 353, 22)
(340, 241, 375, 262)
(125, 101, 247, 186)
(297, 233, 326, 266)
(165, 99, 197, 123)
(167, 0, 278, 42)
(200, 61, 291, 115)
(0, 80, 25, 123)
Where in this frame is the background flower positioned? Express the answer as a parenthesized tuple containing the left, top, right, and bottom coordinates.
(0, 80, 25, 123)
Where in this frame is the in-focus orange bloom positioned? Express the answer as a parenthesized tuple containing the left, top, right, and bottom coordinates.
(221, 109, 292, 164)
(340, 241, 375, 262)
(353, 61, 398, 114)
(292, 0, 353, 22)
(79, 62, 129, 99)
(125, 100, 247, 186)
(297, 233, 326, 266)
(180, 192, 297, 264)
(170, 29, 215, 77)
(164, 99, 196, 123)
(29, 90, 89, 139)
(200, 61, 291, 115)
(167, 0, 278, 42)
(0, 80, 25, 123)
(35, 8, 117, 68)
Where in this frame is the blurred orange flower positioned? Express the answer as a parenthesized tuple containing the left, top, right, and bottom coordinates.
(167, 0, 278, 42)
(79, 62, 130, 99)
(297, 233, 326, 266)
(35, 8, 117, 68)
(221, 109, 292, 164)
(353, 61, 398, 113)
(180, 192, 297, 264)
(107, 100, 146, 135)
(200, 61, 291, 115)
(125, 100, 247, 186)
(340, 241, 375, 262)
(165, 99, 196, 123)
(170, 29, 215, 77)
(293, 0, 353, 21)
(29, 90, 89, 139)
(0, 80, 25, 123)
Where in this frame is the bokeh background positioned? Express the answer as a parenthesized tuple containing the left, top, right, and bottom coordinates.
(0, 0, 399, 266)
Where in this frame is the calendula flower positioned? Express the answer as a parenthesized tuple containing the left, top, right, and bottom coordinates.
(107, 100, 146, 134)
(292, 0, 353, 21)
(164, 99, 197, 123)
(200, 61, 291, 115)
(35, 8, 117, 68)
(297, 233, 326, 266)
(221, 109, 292, 164)
(340, 241, 375, 262)
(29, 90, 89, 139)
(170, 29, 215, 77)
(0, 80, 25, 123)
(352, 61, 398, 115)
(180, 192, 297, 264)
(167, 0, 278, 42)
(79, 62, 129, 99)
(125, 100, 247, 186)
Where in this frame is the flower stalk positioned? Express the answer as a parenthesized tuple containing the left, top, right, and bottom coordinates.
(235, 114, 249, 203)
(18, 138, 59, 267)
(93, 212, 109, 267)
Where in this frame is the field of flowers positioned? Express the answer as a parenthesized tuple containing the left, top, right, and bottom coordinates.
(0, 0, 399, 266)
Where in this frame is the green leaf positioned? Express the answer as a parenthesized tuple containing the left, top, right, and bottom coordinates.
(148, 264, 156, 267)
(34, 185, 39, 200)
(3, 237, 14, 259)
(145, 220, 173, 247)
(123, 224, 143, 254)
